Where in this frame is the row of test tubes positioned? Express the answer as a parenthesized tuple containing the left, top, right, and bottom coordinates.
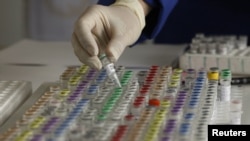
(211, 68, 243, 125)
(0, 81, 31, 126)
(115, 66, 185, 141)
(0, 65, 244, 141)
(0, 65, 138, 141)
(189, 33, 248, 55)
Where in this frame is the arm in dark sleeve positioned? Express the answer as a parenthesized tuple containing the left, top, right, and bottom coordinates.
(97, 0, 179, 44)
(139, 0, 178, 43)
(97, 0, 115, 6)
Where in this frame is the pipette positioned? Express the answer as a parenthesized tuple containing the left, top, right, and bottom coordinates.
(99, 54, 121, 87)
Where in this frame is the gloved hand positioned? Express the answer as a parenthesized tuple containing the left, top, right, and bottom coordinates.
(71, 0, 149, 70)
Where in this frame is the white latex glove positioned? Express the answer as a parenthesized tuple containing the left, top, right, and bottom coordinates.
(71, 0, 146, 70)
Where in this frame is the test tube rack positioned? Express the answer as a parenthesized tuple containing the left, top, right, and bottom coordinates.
(0, 65, 244, 141)
(179, 34, 250, 75)
(0, 81, 32, 126)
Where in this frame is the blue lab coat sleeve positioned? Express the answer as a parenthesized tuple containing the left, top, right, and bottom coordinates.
(97, 0, 178, 44)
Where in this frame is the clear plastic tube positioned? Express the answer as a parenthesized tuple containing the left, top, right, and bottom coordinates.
(99, 54, 121, 87)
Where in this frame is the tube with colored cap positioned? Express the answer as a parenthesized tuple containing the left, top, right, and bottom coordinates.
(99, 54, 121, 87)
